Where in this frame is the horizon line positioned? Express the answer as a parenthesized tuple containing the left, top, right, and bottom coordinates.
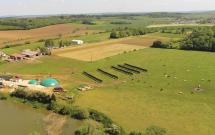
(0, 9, 214, 18)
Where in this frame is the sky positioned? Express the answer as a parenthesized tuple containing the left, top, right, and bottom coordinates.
(0, 0, 215, 16)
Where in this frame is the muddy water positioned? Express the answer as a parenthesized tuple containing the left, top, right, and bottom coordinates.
(0, 101, 83, 135)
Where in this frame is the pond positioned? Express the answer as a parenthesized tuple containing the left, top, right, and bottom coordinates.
(0, 101, 84, 135)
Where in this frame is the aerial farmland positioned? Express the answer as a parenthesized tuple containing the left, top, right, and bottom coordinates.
(0, 1, 215, 135)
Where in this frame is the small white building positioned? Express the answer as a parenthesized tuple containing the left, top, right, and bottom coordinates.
(71, 40, 84, 45)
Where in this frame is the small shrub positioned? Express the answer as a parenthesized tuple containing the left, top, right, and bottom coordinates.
(74, 126, 90, 135)
(110, 21, 131, 25)
(51, 94, 56, 101)
(0, 93, 7, 100)
(89, 109, 113, 127)
(73, 108, 89, 120)
(27, 92, 52, 103)
(82, 20, 96, 25)
(11, 89, 28, 99)
(151, 41, 174, 49)
(38, 39, 45, 42)
(129, 131, 144, 135)
(47, 101, 61, 112)
(11, 89, 54, 104)
(151, 41, 164, 48)
(105, 124, 122, 135)
(4, 45, 11, 48)
(25, 41, 31, 44)
(61, 105, 75, 115)
(110, 31, 119, 39)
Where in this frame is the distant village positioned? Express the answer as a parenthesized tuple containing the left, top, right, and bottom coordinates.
(174, 17, 215, 24)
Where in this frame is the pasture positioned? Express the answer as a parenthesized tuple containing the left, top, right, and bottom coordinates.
(75, 48, 215, 135)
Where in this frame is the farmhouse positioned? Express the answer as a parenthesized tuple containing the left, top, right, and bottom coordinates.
(71, 40, 84, 45)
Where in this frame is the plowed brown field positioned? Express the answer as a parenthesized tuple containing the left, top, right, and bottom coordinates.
(0, 23, 97, 46)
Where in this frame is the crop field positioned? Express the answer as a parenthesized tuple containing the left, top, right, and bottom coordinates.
(0, 23, 98, 47)
(53, 35, 170, 61)
(55, 43, 145, 61)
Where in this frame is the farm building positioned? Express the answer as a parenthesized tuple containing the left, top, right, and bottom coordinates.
(21, 49, 40, 58)
(10, 54, 25, 61)
(71, 40, 84, 45)
(40, 78, 59, 87)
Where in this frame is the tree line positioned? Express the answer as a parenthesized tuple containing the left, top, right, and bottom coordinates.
(109, 26, 196, 39)
(151, 27, 215, 52)
(109, 27, 160, 39)
(180, 27, 215, 51)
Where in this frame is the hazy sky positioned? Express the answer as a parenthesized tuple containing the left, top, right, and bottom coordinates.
(0, 0, 215, 16)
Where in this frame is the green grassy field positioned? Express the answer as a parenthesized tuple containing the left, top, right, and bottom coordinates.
(74, 48, 215, 135)
(1, 47, 215, 135)
(0, 25, 24, 30)
(2, 42, 44, 54)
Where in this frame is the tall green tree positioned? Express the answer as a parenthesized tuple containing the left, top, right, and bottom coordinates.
(44, 39, 55, 48)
